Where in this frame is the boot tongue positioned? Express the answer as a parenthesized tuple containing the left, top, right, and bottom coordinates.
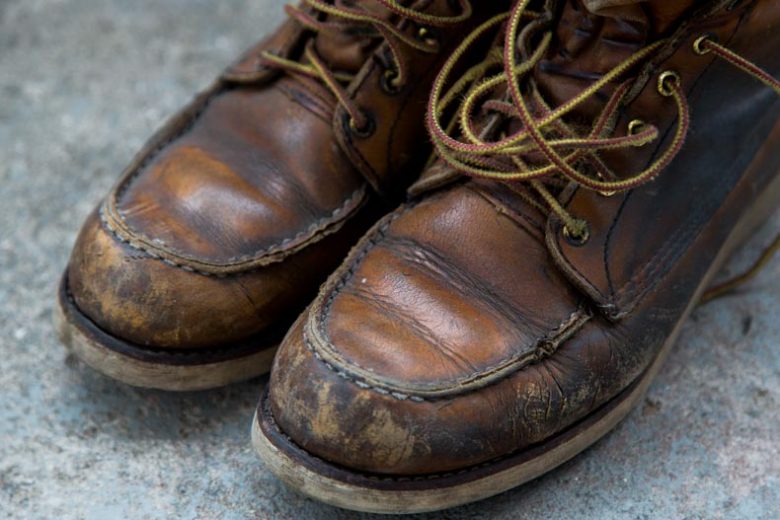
(532, 0, 698, 126)
(313, 0, 400, 74)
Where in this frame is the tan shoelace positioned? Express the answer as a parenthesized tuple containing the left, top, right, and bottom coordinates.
(260, 0, 473, 133)
(428, 0, 780, 242)
(426, 1, 779, 299)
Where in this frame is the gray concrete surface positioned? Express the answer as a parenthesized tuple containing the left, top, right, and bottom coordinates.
(0, 0, 778, 518)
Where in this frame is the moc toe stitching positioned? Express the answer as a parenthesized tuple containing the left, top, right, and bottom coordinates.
(99, 185, 369, 277)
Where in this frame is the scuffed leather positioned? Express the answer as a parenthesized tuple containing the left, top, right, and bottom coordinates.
(268, 0, 780, 475)
(67, 1, 507, 349)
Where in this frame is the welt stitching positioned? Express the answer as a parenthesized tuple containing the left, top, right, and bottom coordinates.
(304, 309, 588, 403)
(101, 187, 365, 276)
(304, 203, 591, 402)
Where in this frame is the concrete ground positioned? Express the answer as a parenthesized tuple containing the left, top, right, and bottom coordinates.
(0, 0, 778, 518)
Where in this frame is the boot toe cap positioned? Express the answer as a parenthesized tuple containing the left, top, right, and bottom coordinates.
(66, 210, 290, 349)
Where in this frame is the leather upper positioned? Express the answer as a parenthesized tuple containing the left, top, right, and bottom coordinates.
(269, 0, 780, 475)
(67, 1, 507, 349)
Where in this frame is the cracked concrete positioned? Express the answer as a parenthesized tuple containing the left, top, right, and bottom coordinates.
(0, 0, 778, 518)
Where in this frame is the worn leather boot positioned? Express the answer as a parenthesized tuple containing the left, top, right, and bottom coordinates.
(55, 1, 508, 390)
(255, 0, 780, 512)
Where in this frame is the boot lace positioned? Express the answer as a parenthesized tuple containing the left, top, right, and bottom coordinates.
(261, 0, 473, 134)
(427, 0, 780, 244)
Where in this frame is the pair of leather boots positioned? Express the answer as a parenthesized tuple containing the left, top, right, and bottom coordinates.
(56, 0, 779, 513)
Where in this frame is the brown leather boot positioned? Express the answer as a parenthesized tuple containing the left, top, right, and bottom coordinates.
(55, 1, 508, 391)
(255, 0, 780, 512)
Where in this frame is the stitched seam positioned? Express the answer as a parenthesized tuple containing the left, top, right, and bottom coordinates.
(571, 11, 723, 302)
(107, 187, 364, 263)
(556, 11, 746, 316)
(99, 208, 218, 278)
(105, 26, 365, 275)
(616, 207, 702, 305)
(304, 309, 589, 402)
(553, 227, 609, 302)
(224, 189, 365, 262)
(606, 10, 749, 314)
(304, 203, 592, 402)
(105, 79, 367, 271)
(336, 0, 446, 190)
(614, 164, 737, 312)
(613, 104, 742, 312)
(602, 191, 632, 299)
(335, 59, 383, 188)
(102, 186, 366, 276)
(277, 81, 335, 124)
(550, 185, 611, 303)
(262, 304, 667, 484)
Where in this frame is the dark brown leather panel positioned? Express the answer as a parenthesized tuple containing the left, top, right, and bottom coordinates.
(548, 1, 780, 319)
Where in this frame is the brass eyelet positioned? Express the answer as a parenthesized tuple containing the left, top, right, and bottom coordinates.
(657, 70, 681, 97)
(345, 111, 375, 139)
(693, 33, 717, 56)
(416, 26, 439, 47)
(562, 221, 591, 247)
(380, 68, 402, 95)
(627, 119, 646, 135)
(596, 171, 617, 198)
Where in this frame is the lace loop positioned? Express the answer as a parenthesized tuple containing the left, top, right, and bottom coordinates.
(657, 70, 681, 97)
(426, 0, 780, 239)
(260, 0, 472, 135)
